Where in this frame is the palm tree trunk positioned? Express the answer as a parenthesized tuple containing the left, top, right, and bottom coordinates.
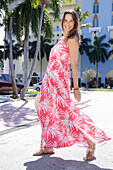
(3, 26, 6, 72)
(96, 61, 98, 88)
(9, 16, 18, 99)
(39, 49, 42, 81)
(20, 4, 44, 100)
(23, 32, 29, 84)
(87, 81, 89, 89)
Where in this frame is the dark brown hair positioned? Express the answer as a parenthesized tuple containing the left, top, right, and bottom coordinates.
(61, 9, 80, 44)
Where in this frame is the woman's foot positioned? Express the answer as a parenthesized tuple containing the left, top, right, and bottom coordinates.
(83, 140, 96, 161)
(33, 149, 44, 156)
(33, 146, 54, 156)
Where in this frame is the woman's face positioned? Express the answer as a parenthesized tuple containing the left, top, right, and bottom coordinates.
(63, 13, 75, 35)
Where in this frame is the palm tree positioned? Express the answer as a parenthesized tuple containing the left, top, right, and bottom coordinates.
(5, 0, 54, 100)
(75, 7, 91, 29)
(0, 40, 22, 60)
(37, 7, 53, 81)
(11, 3, 52, 82)
(0, 0, 9, 71)
(29, 36, 53, 81)
(20, 0, 61, 99)
(0, 39, 22, 78)
(0, 10, 3, 70)
(0, 49, 3, 70)
(79, 35, 91, 56)
(0, 10, 3, 27)
(29, 37, 53, 62)
(108, 39, 113, 57)
(74, 7, 92, 56)
(11, 0, 41, 84)
(0, 0, 19, 98)
(89, 35, 110, 88)
(0, 8, 3, 70)
(11, 0, 54, 85)
(6, 0, 74, 99)
(9, 16, 19, 98)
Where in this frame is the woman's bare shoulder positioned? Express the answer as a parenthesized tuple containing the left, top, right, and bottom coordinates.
(67, 36, 79, 47)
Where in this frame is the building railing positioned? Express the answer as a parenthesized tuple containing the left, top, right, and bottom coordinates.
(60, 0, 77, 6)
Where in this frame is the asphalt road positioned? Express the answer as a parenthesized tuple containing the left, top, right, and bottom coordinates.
(0, 91, 113, 170)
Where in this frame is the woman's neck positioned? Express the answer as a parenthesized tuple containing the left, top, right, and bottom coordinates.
(64, 33, 68, 39)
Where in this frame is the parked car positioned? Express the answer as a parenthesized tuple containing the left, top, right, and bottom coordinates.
(0, 74, 24, 94)
(33, 82, 42, 91)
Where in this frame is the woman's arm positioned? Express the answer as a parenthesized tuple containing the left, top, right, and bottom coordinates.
(67, 36, 81, 102)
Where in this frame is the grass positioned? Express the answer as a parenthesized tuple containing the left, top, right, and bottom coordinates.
(27, 87, 113, 94)
(26, 91, 39, 94)
(28, 86, 33, 89)
(28, 84, 113, 92)
(24, 96, 36, 100)
(80, 88, 113, 91)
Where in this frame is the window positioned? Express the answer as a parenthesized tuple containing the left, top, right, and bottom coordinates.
(53, 26, 61, 31)
(93, 14, 98, 27)
(112, 2, 113, 11)
(112, 14, 113, 25)
(93, 0, 99, 13)
(3, 74, 12, 82)
(111, 1, 113, 25)
(92, 0, 99, 27)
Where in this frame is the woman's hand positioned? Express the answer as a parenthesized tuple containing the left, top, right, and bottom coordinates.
(73, 90, 81, 102)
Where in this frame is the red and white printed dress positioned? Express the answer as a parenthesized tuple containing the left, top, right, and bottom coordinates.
(36, 38, 111, 149)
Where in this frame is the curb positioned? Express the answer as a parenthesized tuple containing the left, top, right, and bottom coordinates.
(0, 120, 39, 136)
(0, 93, 37, 103)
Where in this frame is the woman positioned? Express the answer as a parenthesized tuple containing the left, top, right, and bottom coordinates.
(33, 9, 111, 160)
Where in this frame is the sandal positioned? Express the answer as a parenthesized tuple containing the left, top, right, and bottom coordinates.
(33, 146, 54, 156)
(83, 143, 95, 161)
(33, 149, 44, 156)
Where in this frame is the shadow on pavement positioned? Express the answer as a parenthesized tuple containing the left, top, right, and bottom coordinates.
(0, 100, 38, 130)
(24, 155, 112, 170)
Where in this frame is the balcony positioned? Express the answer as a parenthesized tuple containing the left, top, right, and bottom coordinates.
(60, 0, 77, 6)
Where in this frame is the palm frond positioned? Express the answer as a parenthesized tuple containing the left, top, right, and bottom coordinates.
(49, 0, 60, 19)
(81, 23, 91, 29)
(31, 6, 39, 34)
(98, 34, 106, 43)
(109, 39, 113, 44)
(108, 49, 113, 56)
(90, 35, 110, 65)
(101, 43, 110, 48)
(42, 7, 53, 39)
(31, 0, 39, 8)
(82, 10, 91, 20)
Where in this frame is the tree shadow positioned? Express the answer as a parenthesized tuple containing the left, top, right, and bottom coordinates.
(24, 155, 112, 170)
(0, 100, 38, 129)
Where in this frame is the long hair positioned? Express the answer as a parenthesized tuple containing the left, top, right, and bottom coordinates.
(61, 9, 80, 44)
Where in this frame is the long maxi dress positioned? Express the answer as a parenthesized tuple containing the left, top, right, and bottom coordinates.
(36, 38, 111, 150)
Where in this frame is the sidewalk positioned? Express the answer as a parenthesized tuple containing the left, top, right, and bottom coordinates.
(0, 91, 113, 170)
(0, 95, 15, 103)
(0, 91, 91, 134)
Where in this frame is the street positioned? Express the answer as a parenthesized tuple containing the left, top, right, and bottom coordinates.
(0, 91, 113, 170)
